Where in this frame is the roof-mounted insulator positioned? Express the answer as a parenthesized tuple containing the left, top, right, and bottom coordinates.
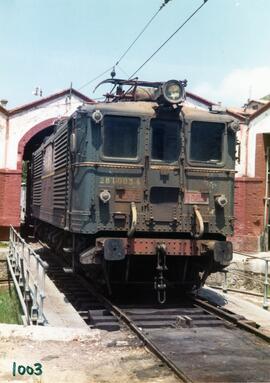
(111, 67, 116, 79)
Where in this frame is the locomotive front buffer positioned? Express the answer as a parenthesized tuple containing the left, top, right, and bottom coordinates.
(80, 237, 233, 303)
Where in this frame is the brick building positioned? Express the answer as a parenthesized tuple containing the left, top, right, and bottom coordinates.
(0, 89, 93, 239)
(231, 99, 270, 252)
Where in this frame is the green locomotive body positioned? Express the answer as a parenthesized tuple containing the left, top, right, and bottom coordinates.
(31, 79, 238, 300)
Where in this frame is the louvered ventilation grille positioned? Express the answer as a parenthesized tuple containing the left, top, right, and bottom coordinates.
(53, 172, 69, 209)
(32, 151, 43, 206)
(33, 151, 43, 179)
(54, 129, 68, 170)
(33, 180, 42, 206)
(53, 128, 68, 209)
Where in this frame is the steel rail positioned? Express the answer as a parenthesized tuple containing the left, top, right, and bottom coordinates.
(192, 297, 270, 344)
(32, 244, 190, 381)
(30, 242, 270, 381)
(207, 284, 270, 299)
(74, 274, 192, 383)
(75, 272, 270, 380)
(107, 303, 193, 383)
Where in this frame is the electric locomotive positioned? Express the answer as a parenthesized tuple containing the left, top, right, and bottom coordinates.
(31, 79, 238, 302)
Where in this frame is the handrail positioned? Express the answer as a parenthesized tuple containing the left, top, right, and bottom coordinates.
(193, 206, 204, 239)
(8, 226, 48, 325)
(218, 252, 269, 310)
(127, 202, 137, 238)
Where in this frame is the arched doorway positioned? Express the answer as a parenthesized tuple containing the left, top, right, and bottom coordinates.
(0, 118, 57, 239)
(20, 121, 56, 229)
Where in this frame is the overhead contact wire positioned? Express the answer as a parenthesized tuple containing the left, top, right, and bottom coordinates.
(78, 0, 173, 91)
(129, 0, 209, 79)
(78, 66, 114, 90)
(115, 7, 161, 66)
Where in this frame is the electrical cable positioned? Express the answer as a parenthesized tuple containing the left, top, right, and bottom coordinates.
(115, 4, 164, 67)
(115, 0, 173, 67)
(129, 0, 209, 79)
(78, 0, 173, 91)
(78, 66, 114, 90)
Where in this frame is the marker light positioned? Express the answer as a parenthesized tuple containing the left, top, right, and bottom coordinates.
(162, 80, 184, 104)
(92, 110, 103, 123)
(100, 189, 111, 203)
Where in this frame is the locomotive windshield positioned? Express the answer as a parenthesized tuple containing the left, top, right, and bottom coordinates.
(190, 121, 224, 163)
(103, 116, 139, 158)
(151, 119, 180, 162)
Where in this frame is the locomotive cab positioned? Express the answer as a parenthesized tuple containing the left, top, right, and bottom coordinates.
(31, 79, 238, 302)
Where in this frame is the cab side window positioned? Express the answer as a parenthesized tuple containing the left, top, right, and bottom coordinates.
(190, 122, 224, 163)
(151, 119, 180, 162)
(103, 116, 139, 159)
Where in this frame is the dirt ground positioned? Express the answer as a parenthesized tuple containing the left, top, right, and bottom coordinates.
(0, 327, 180, 383)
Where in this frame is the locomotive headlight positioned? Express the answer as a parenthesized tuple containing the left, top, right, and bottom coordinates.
(162, 80, 184, 104)
(92, 109, 103, 124)
(215, 195, 228, 208)
(100, 189, 111, 204)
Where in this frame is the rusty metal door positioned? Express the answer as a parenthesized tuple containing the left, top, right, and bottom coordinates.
(145, 118, 182, 227)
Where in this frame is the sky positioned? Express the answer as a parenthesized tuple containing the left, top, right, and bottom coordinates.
(1, 0, 270, 108)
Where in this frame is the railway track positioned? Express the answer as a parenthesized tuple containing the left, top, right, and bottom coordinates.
(33, 242, 270, 383)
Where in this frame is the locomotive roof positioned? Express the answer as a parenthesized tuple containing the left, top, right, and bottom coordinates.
(81, 101, 236, 124)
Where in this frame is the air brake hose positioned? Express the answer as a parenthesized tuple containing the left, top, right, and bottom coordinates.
(193, 205, 204, 239)
(127, 202, 137, 238)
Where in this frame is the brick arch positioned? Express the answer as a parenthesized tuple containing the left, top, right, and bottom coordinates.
(0, 118, 60, 236)
(17, 117, 58, 170)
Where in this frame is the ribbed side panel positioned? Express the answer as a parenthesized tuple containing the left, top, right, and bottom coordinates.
(32, 151, 43, 206)
(33, 180, 42, 206)
(33, 151, 43, 179)
(53, 171, 68, 209)
(54, 128, 68, 170)
(53, 127, 68, 209)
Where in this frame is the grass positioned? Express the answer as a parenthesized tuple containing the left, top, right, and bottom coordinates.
(0, 286, 23, 324)
(0, 242, 8, 248)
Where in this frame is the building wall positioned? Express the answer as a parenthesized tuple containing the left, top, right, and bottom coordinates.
(6, 95, 84, 170)
(232, 110, 270, 252)
(235, 122, 248, 177)
(0, 169, 21, 238)
(233, 177, 264, 252)
(0, 111, 7, 169)
(0, 94, 87, 239)
(247, 110, 270, 177)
